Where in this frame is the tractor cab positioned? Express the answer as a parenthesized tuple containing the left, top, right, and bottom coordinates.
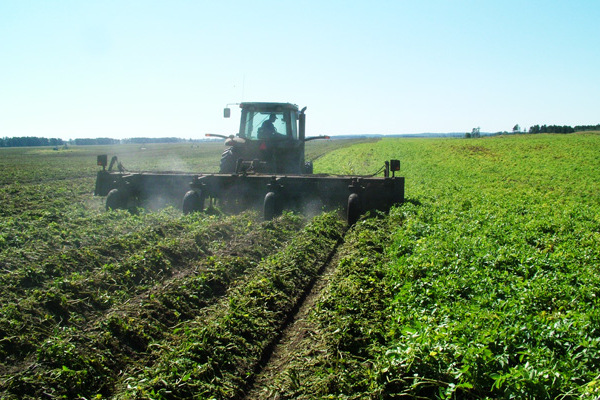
(238, 103, 299, 142)
(214, 102, 325, 175)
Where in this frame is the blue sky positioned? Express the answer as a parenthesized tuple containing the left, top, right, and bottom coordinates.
(1, 1, 598, 139)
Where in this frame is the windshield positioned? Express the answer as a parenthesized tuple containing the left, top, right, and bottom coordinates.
(240, 110, 297, 140)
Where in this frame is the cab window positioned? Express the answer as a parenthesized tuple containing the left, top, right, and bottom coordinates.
(241, 111, 293, 139)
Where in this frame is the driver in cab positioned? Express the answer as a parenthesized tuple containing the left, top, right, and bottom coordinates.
(258, 114, 285, 140)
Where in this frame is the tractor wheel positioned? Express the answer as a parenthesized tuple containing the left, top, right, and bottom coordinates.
(220, 148, 237, 174)
(182, 190, 204, 214)
(263, 191, 280, 221)
(106, 188, 126, 211)
(347, 193, 361, 226)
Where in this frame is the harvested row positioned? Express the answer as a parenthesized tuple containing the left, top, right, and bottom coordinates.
(0, 179, 93, 218)
(115, 212, 345, 399)
(0, 212, 306, 399)
(247, 213, 399, 399)
(2, 211, 249, 364)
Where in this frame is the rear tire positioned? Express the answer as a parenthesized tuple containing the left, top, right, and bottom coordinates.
(347, 193, 361, 225)
(263, 191, 280, 221)
(106, 188, 126, 211)
(182, 190, 204, 214)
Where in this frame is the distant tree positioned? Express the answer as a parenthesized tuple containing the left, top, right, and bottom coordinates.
(0, 136, 66, 147)
(471, 127, 481, 138)
(72, 138, 120, 145)
(122, 137, 181, 144)
(95, 137, 119, 145)
(574, 124, 600, 131)
(513, 124, 520, 133)
(48, 138, 64, 146)
(528, 124, 576, 134)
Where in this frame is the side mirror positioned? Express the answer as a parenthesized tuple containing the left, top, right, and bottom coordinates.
(224, 108, 231, 118)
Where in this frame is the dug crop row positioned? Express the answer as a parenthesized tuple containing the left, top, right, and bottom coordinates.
(244, 213, 403, 399)
(0, 211, 308, 399)
(115, 212, 345, 399)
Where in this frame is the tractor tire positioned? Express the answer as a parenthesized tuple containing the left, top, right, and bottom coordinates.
(182, 190, 204, 214)
(220, 148, 237, 174)
(263, 191, 280, 221)
(106, 188, 126, 211)
(347, 193, 361, 226)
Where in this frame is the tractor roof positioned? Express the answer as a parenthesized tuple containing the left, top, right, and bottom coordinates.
(239, 102, 299, 112)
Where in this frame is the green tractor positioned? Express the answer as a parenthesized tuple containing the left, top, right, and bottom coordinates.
(95, 101, 404, 224)
(208, 102, 328, 174)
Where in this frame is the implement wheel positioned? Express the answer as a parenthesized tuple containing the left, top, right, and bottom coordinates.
(106, 188, 127, 211)
(183, 190, 204, 214)
(347, 193, 361, 226)
(263, 191, 280, 221)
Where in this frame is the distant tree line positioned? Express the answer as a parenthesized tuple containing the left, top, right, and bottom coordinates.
(0, 136, 190, 147)
(0, 137, 65, 147)
(72, 138, 121, 145)
(467, 123, 600, 138)
(574, 124, 600, 132)
(528, 125, 575, 134)
(121, 137, 181, 144)
(528, 124, 600, 134)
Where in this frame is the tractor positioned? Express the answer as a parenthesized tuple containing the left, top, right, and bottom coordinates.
(207, 102, 328, 175)
(94, 102, 404, 224)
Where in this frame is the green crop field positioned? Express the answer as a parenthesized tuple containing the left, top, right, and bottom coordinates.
(1, 133, 599, 399)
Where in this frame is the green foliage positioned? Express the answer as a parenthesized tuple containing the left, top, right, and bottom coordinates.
(3, 135, 600, 399)
(293, 133, 600, 399)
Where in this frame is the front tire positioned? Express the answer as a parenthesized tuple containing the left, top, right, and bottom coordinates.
(263, 191, 280, 221)
(347, 193, 361, 225)
(182, 190, 204, 214)
(106, 188, 127, 211)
